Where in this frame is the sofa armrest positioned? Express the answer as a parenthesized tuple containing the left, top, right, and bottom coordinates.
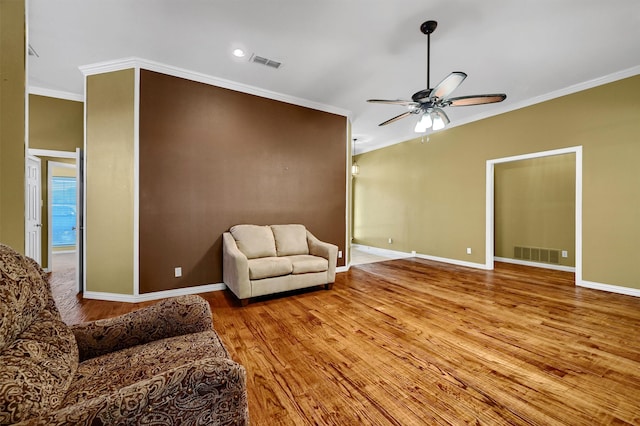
(70, 294, 213, 361)
(16, 357, 249, 425)
(307, 230, 338, 283)
(223, 232, 251, 300)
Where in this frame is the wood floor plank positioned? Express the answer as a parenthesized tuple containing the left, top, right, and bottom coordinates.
(51, 257, 640, 425)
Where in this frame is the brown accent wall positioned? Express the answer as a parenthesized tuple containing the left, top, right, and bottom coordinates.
(139, 70, 346, 293)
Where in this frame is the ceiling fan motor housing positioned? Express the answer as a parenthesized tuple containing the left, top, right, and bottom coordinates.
(420, 20, 438, 35)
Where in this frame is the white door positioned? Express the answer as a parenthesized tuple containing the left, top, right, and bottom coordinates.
(26, 156, 42, 264)
(75, 148, 84, 293)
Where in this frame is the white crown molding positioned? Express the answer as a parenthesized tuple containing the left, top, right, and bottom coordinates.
(357, 65, 640, 155)
(83, 282, 226, 303)
(28, 86, 84, 102)
(79, 57, 352, 118)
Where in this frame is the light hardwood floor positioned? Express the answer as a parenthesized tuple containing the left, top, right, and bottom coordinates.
(51, 257, 640, 425)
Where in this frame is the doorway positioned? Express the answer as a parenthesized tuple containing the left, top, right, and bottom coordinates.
(485, 146, 583, 284)
(27, 148, 84, 294)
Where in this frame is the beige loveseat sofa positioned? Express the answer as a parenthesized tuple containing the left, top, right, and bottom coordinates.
(0, 243, 249, 425)
(223, 224, 338, 305)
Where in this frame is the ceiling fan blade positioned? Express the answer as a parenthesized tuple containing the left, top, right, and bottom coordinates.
(447, 94, 507, 106)
(430, 72, 467, 100)
(367, 99, 419, 107)
(378, 111, 414, 126)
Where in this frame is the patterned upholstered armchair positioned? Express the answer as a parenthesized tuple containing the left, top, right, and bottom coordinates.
(0, 243, 249, 425)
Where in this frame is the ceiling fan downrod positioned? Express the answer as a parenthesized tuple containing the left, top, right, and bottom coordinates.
(420, 20, 437, 91)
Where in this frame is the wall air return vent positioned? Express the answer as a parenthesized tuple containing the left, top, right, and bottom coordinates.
(250, 54, 282, 69)
(514, 246, 561, 264)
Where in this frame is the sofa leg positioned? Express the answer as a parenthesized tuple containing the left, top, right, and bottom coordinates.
(240, 298, 250, 307)
(325, 283, 334, 290)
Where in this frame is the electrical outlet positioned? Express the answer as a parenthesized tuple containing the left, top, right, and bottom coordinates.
(562, 250, 568, 258)
(338, 250, 343, 258)
(388, 238, 393, 244)
(466, 247, 472, 255)
(174, 267, 182, 278)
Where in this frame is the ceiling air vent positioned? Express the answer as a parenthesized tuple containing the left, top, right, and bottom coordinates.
(250, 54, 282, 69)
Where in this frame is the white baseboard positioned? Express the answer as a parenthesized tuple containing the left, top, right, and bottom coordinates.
(351, 244, 411, 260)
(494, 256, 576, 272)
(83, 282, 227, 303)
(415, 253, 491, 270)
(336, 266, 349, 273)
(352, 244, 490, 270)
(578, 280, 640, 298)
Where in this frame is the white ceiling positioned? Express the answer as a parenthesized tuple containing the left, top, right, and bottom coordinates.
(28, 0, 640, 154)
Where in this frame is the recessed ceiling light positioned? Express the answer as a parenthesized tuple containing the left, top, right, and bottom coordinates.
(232, 48, 245, 58)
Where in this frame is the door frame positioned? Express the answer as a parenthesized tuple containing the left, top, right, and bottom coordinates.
(28, 148, 83, 292)
(485, 146, 583, 284)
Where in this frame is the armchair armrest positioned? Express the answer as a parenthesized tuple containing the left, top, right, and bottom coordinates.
(17, 357, 249, 425)
(70, 294, 213, 361)
(307, 230, 338, 282)
(222, 232, 251, 300)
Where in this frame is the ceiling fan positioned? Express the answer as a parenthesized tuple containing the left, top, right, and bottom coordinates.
(368, 20, 506, 133)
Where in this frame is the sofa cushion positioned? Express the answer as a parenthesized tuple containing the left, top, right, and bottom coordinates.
(271, 224, 309, 256)
(288, 255, 329, 275)
(0, 308, 79, 424)
(230, 225, 277, 259)
(63, 331, 228, 406)
(247, 257, 293, 280)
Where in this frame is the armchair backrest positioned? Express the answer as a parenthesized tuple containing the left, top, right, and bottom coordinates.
(0, 243, 78, 425)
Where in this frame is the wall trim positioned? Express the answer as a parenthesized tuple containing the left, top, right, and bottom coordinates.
(28, 148, 77, 159)
(29, 86, 84, 102)
(336, 266, 349, 273)
(352, 244, 490, 270)
(486, 146, 583, 282)
(578, 280, 640, 298)
(83, 282, 227, 303)
(79, 57, 351, 118)
(494, 256, 576, 273)
(352, 244, 411, 260)
(415, 253, 491, 270)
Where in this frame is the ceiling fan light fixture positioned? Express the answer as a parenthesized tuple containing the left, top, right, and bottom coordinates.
(414, 113, 432, 132)
(432, 114, 446, 131)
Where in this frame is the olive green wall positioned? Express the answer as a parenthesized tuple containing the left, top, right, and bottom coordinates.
(0, 0, 25, 253)
(495, 154, 575, 267)
(85, 69, 135, 295)
(354, 74, 640, 291)
(29, 94, 83, 151)
(29, 94, 83, 268)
